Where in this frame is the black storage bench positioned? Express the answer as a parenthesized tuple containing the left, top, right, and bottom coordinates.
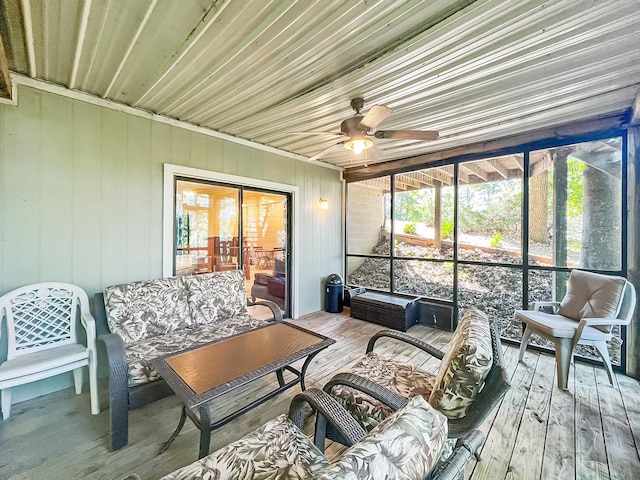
(349, 292, 420, 332)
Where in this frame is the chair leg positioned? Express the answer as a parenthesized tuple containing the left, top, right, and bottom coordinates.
(593, 341, 615, 386)
(89, 358, 100, 415)
(554, 338, 573, 390)
(1, 388, 11, 419)
(73, 368, 83, 394)
(519, 326, 533, 361)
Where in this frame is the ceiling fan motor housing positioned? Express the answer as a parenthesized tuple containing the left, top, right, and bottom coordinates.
(341, 116, 367, 135)
(350, 97, 365, 113)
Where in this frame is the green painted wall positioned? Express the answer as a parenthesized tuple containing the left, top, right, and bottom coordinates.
(0, 86, 343, 403)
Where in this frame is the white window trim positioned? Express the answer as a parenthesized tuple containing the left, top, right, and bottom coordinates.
(163, 163, 300, 318)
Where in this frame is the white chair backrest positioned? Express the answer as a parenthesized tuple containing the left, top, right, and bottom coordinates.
(618, 280, 637, 325)
(0, 283, 89, 360)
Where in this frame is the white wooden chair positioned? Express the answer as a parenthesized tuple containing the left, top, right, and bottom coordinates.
(0, 282, 100, 419)
(516, 270, 637, 390)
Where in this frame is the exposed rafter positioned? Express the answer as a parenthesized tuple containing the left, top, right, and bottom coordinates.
(396, 176, 423, 191)
(419, 168, 452, 186)
(460, 162, 488, 181)
(488, 159, 509, 179)
(411, 171, 435, 188)
(0, 32, 11, 99)
(530, 152, 554, 177)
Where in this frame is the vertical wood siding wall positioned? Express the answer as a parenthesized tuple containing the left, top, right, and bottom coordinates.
(0, 86, 343, 401)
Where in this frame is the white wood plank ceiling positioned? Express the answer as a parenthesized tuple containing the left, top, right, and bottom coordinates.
(1, 0, 639, 172)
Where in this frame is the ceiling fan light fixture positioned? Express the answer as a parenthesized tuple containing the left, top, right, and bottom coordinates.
(343, 136, 374, 154)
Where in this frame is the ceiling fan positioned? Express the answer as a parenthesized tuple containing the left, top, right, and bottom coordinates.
(307, 97, 439, 162)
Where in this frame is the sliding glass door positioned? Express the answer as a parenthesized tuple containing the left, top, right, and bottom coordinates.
(174, 178, 290, 316)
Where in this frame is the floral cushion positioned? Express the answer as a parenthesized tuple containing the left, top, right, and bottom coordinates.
(125, 314, 271, 386)
(429, 309, 493, 419)
(314, 395, 447, 480)
(185, 270, 248, 325)
(104, 276, 191, 343)
(331, 352, 436, 432)
(159, 414, 330, 480)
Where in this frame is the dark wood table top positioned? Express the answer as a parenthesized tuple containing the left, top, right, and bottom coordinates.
(152, 321, 334, 408)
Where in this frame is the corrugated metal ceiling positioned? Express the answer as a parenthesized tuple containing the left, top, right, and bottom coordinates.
(1, 0, 639, 171)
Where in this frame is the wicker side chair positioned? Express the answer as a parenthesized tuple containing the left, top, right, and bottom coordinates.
(324, 310, 510, 440)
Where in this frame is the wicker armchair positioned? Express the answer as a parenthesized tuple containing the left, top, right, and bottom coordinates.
(154, 388, 483, 480)
(324, 309, 510, 440)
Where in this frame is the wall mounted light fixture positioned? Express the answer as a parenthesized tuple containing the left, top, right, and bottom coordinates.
(319, 198, 329, 210)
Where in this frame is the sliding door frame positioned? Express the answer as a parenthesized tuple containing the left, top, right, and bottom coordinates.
(163, 164, 300, 318)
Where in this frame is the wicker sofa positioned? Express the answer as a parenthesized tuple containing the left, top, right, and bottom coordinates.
(95, 270, 282, 451)
(156, 389, 484, 480)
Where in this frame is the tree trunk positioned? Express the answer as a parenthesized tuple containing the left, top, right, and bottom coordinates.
(553, 149, 570, 300)
(529, 170, 549, 244)
(581, 165, 621, 270)
(434, 182, 442, 249)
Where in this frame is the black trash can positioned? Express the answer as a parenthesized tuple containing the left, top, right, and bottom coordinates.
(325, 274, 344, 313)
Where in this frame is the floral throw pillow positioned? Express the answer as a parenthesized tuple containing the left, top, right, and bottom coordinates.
(429, 308, 493, 419)
(104, 276, 191, 343)
(185, 270, 248, 325)
(314, 395, 447, 480)
(159, 414, 329, 480)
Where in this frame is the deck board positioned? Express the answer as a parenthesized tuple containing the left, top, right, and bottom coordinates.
(0, 310, 639, 479)
(575, 362, 609, 479)
(470, 348, 539, 480)
(506, 351, 555, 480)
(594, 368, 640, 480)
(541, 360, 576, 479)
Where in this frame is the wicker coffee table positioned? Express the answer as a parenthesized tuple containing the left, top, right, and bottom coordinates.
(152, 321, 334, 458)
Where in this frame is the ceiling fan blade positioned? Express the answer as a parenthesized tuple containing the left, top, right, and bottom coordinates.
(308, 141, 342, 161)
(290, 131, 345, 136)
(374, 130, 439, 141)
(358, 105, 392, 130)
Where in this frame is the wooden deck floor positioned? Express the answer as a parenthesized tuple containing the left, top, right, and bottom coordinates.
(1, 310, 639, 480)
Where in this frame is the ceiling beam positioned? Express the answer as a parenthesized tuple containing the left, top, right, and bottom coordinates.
(0, 32, 11, 100)
(343, 113, 627, 183)
(631, 88, 640, 126)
